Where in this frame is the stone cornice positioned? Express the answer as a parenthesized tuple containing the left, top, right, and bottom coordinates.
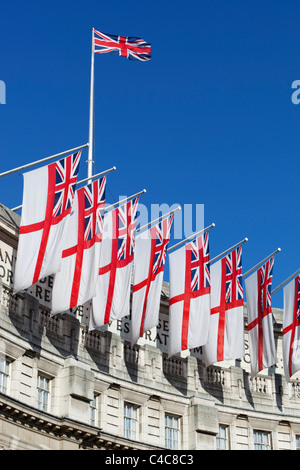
(0, 392, 161, 450)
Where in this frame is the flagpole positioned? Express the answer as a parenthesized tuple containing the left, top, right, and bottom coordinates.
(167, 223, 215, 254)
(136, 206, 181, 233)
(0, 143, 89, 178)
(210, 237, 248, 265)
(77, 166, 116, 186)
(271, 267, 300, 295)
(242, 247, 281, 279)
(87, 27, 95, 181)
(105, 189, 146, 212)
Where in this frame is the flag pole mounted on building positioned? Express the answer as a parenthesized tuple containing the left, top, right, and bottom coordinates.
(105, 189, 146, 212)
(167, 223, 215, 254)
(209, 237, 248, 265)
(76, 166, 116, 188)
(87, 28, 95, 181)
(0, 143, 89, 179)
(271, 267, 300, 295)
(242, 247, 281, 279)
(136, 206, 181, 234)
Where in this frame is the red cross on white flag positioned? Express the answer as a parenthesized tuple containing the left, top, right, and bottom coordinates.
(283, 275, 300, 382)
(168, 232, 211, 357)
(245, 256, 277, 377)
(203, 245, 245, 366)
(131, 215, 174, 345)
(14, 152, 81, 293)
(51, 176, 106, 315)
(89, 198, 139, 329)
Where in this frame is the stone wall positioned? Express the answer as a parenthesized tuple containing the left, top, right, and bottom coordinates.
(1, 203, 300, 450)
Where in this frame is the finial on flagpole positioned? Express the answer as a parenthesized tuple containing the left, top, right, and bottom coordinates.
(209, 237, 247, 265)
(167, 222, 215, 254)
(137, 205, 181, 234)
(242, 247, 281, 279)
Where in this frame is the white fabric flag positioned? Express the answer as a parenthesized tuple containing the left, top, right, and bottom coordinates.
(14, 152, 81, 293)
(203, 245, 245, 366)
(131, 215, 173, 345)
(51, 177, 106, 315)
(168, 231, 211, 357)
(282, 275, 300, 382)
(89, 197, 139, 329)
(245, 256, 277, 377)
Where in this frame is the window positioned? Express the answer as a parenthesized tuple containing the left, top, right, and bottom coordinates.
(37, 374, 50, 412)
(253, 430, 271, 450)
(296, 435, 300, 450)
(90, 395, 97, 427)
(165, 414, 180, 450)
(216, 425, 229, 450)
(0, 357, 10, 394)
(124, 403, 138, 440)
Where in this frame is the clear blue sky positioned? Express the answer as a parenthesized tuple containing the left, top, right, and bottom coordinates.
(0, 0, 299, 308)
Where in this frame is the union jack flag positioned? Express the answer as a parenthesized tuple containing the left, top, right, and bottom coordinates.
(258, 256, 274, 312)
(152, 215, 173, 276)
(224, 246, 243, 304)
(53, 151, 81, 218)
(93, 29, 151, 62)
(117, 198, 139, 261)
(83, 176, 106, 242)
(188, 231, 210, 292)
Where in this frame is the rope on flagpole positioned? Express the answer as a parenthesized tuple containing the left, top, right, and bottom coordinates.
(136, 206, 181, 234)
(209, 237, 248, 265)
(0, 143, 89, 178)
(271, 267, 300, 295)
(166, 223, 215, 254)
(242, 247, 281, 280)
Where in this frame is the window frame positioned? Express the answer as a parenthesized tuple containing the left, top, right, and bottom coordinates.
(253, 430, 271, 450)
(0, 357, 11, 395)
(36, 373, 51, 413)
(216, 424, 229, 450)
(124, 402, 139, 441)
(90, 394, 98, 427)
(165, 413, 180, 450)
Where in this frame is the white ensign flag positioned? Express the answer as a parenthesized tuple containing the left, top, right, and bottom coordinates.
(14, 152, 81, 293)
(282, 275, 300, 382)
(51, 177, 106, 315)
(245, 256, 277, 377)
(131, 215, 173, 345)
(168, 231, 211, 357)
(89, 198, 139, 329)
(203, 245, 244, 366)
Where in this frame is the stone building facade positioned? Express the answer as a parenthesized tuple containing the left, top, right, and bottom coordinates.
(0, 202, 300, 450)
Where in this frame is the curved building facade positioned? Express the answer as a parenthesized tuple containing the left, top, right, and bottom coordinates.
(0, 203, 300, 450)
